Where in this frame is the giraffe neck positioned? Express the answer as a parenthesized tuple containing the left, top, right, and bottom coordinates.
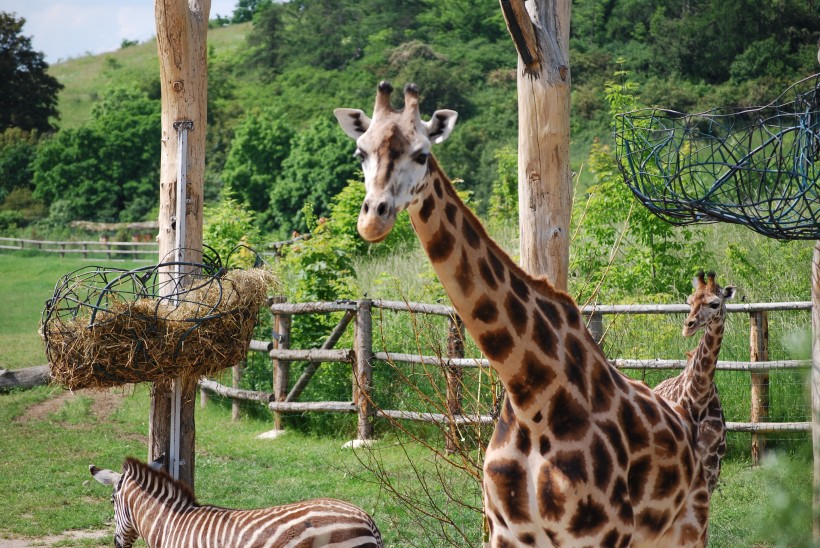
(406, 158, 593, 413)
(683, 311, 726, 415)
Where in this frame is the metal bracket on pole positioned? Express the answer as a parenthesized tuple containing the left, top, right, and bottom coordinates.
(169, 119, 193, 481)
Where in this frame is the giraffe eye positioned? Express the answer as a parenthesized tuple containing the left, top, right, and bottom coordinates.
(708, 302, 720, 309)
(353, 149, 367, 162)
(413, 151, 429, 165)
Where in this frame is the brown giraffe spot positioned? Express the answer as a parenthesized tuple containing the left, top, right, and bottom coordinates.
(486, 459, 531, 523)
(679, 524, 701, 544)
(532, 311, 558, 358)
(545, 530, 559, 545)
(418, 195, 435, 223)
(491, 398, 515, 448)
(536, 463, 567, 521)
(488, 251, 505, 282)
(610, 477, 633, 523)
(674, 491, 684, 506)
(636, 396, 661, 426)
(462, 218, 480, 249)
(496, 538, 515, 548)
(508, 351, 556, 410)
(424, 224, 455, 263)
(548, 387, 590, 441)
(509, 270, 530, 301)
(539, 434, 551, 455)
(590, 366, 616, 413)
(694, 489, 708, 504)
(504, 292, 528, 332)
(591, 434, 613, 490)
(653, 430, 678, 460)
(602, 529, 620, 548)
(553, 450, 588, 483)
(600, 419, 628, 467)
(477, 257, 498, 290)
(517, 532, 535, 545)
(618, 534, 632, 548)
(454, 249, 473, 296)
(444, 202, 457, 226)
(535, 297, 563, 330)
(627, 456, 652, 501)
(557, 295, 581, 328)
(661, 405, 686, 441)
(472, 295, 498, 323)
(433, 178, 443, 198)
(516, 423, 532, 455)
(620, 399, 650, 451)
(532, 410, 543, 423)
(652, 465, 681, 500)
(681, 448, 694, 482)
(693, 502, 709, 527)
(637, 508, 671, 533)
(568, 496, 608, 537)
(479, 328, 514, 362)
(564, 334, 589, 396)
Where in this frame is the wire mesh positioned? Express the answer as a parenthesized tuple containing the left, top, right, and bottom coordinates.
(615, 74, 820, 240)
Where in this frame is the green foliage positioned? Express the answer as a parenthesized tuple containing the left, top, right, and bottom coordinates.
(203, 191, 262, 268)
(267, 116, 359, 236)
(487, 146, 517, 226)
(221, 108, 293, 213)
(32, 85, 160, 222)
(0, 127, 40, 204)
(0, 12, 63, 132)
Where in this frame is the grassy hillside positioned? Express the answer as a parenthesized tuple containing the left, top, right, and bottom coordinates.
(48, 23, 251, 129)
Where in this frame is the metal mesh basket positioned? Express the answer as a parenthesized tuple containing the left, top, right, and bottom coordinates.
(615, 74, 820, 240)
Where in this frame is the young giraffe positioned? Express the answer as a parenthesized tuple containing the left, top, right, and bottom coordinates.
(654, 271, 736, 494)
(335, 82, 710, 547)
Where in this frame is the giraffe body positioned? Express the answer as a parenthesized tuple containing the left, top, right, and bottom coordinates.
(335, 82, 711, 547)
(654, 271, 736, 495)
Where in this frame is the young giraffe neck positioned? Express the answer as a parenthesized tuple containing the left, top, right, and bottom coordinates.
(682, 311, 726, 418)
(406, 157, 593, 415)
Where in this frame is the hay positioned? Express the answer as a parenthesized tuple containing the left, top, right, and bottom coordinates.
(42, 268, 276, 390)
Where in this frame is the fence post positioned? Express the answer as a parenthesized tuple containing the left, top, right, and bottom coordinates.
(232, 361, 243, 422)
(82, 243, 88, 259)
(446, 315, 465, 454)
(270, 296, 291, 432)
(750, 311, 770, 466)
(354, 299, 374, 442)
(586, 311, 604, 347)
(200, 384, 208, 408)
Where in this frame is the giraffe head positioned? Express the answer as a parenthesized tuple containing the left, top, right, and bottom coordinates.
(682, 271, 736, 337)
(334, 81, 458, 242)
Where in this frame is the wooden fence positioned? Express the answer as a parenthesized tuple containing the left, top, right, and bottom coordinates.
(199, 298, 813, 460)
(0, 237, 158, 259)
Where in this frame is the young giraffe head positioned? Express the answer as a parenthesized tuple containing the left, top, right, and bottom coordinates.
(683, 271, 736, 337)
(334, 81, 458, 242)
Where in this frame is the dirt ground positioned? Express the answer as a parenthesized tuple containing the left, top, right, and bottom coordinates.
(0, 530, 108, 547)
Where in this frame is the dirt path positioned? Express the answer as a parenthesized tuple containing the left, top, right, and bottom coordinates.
(0, 530, 108, 547)
(13, 388, 127, 424)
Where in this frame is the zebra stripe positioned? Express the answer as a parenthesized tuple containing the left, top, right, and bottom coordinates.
(91, 457, 384, 548)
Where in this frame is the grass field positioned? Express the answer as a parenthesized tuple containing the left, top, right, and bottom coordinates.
(0, 250, 814, 546)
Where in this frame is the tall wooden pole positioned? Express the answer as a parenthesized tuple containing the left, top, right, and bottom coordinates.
(812, 240, 820, 540)
(149, 0, 209, 492)
(500, 0, 572, 289)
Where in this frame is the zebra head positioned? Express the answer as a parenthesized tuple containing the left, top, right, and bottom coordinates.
(90, 457, 164, 548)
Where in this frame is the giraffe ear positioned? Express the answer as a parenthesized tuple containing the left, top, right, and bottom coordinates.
(424, 109, 458, 144)
(334, 108, 371, 140)
(90, 465, 121, 486)
(722, 286, 737, 301)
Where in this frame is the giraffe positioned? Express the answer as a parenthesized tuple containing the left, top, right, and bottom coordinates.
(654, 271, 736, 495)
(334, 82, 710, 547)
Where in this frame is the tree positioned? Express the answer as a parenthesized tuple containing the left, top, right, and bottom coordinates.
(0, 12, 62, 133)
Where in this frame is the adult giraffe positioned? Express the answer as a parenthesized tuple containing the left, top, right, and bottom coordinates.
(655, 271, 736, 495)
(335, 82, 710, 547)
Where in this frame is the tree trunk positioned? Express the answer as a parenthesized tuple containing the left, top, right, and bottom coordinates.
(812, 240, 820, 540)
(149, 0, 209, 493)
(0, 365, 50, 390)
(502, 0, 572, 289)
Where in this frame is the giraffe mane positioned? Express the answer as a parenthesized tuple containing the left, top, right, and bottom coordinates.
(122, 457, 198, 507)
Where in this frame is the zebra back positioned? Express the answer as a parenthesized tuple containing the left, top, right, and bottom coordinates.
(112, 457, 384, 547)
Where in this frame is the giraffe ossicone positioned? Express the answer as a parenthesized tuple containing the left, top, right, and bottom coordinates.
(335, 82, 712, 547)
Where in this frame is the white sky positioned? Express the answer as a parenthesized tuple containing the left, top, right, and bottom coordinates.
(3, 0, 238, 64)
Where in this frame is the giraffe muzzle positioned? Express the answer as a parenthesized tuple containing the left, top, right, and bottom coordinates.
(358, 197, 396, 243)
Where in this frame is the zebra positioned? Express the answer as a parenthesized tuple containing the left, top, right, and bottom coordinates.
(89, 457, 384, 548)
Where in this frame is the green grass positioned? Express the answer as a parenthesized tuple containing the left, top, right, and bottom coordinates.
(48, 23, 250, 129)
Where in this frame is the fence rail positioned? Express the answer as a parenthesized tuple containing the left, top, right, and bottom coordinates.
(0, 237, 158, 259)
(199, 298, 813, 459)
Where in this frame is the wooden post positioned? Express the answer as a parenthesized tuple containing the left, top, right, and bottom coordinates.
(200, 384, 208, 408)
(750, 311, 770, 466)
(232, 361, 242, 422)
(149, 0, 209, 492)
(354, 299, 374, 442)
(271, 296, 291, 431)
(811, 240, 820, 540)
(500, 0, 572, 289)
(446, 315, 465, 454)
(586, 312, 604, 347)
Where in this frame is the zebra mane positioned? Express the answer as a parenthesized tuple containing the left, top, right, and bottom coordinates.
(122, 457, 198, 506)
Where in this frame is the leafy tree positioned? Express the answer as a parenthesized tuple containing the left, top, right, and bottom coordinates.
(221, 108, 293, 213)
(0, 12, 63, 133)
(203, 191, 262, 268)
(232, 0, 271, 23)
(0, 127, 39, 203)
(267, 116, 359, 235)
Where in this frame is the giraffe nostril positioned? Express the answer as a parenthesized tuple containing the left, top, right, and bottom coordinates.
(377, 202, 387, 217)
(362, 202, 370, 214)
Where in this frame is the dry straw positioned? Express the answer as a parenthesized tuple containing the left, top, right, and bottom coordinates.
(41, 267, 277, 390)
